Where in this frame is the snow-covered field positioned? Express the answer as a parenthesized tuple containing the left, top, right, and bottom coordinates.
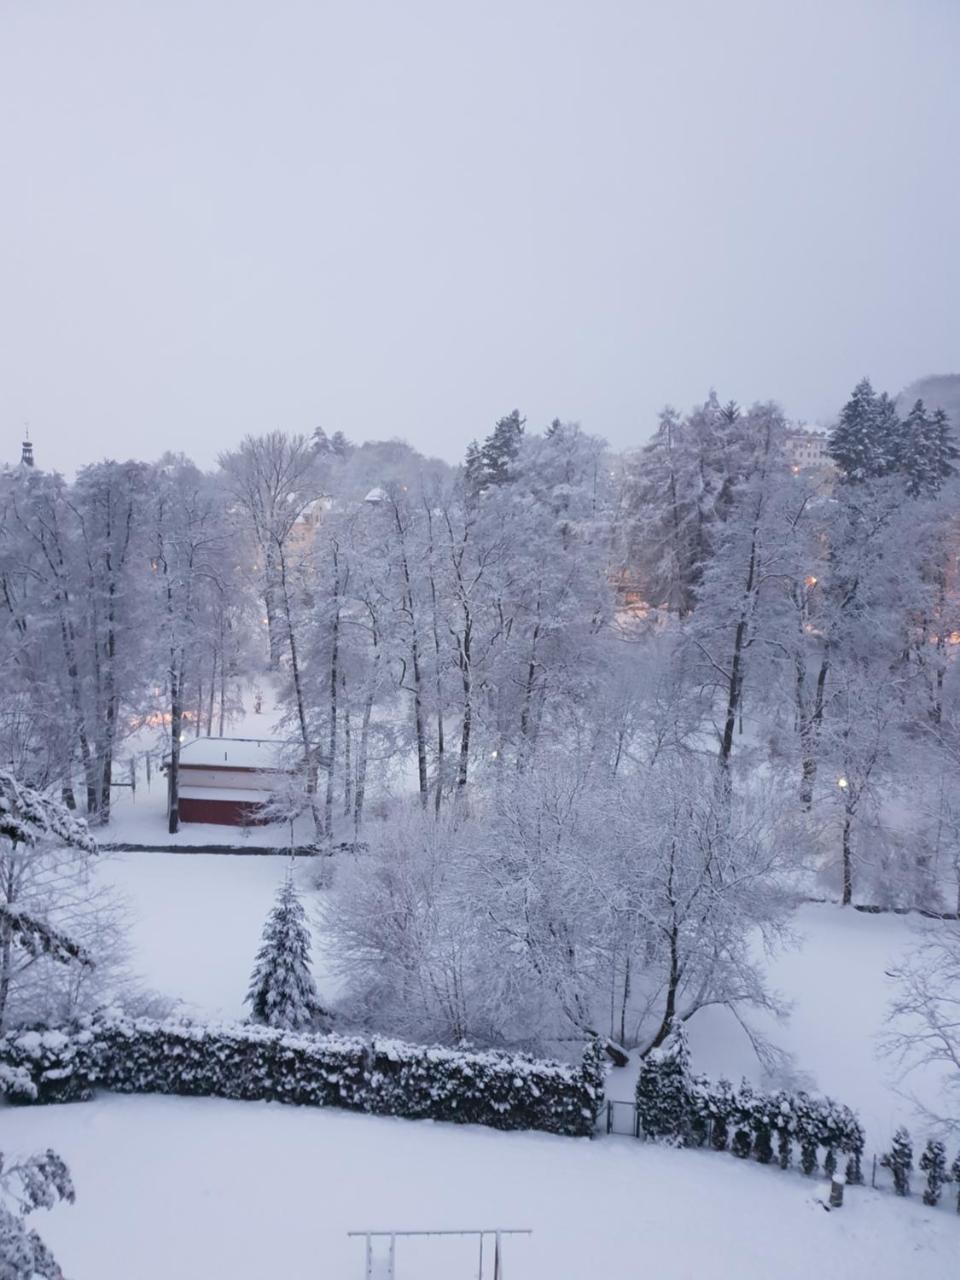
(97, 850, 944, 1149)
(3, 1092, 955, 1280)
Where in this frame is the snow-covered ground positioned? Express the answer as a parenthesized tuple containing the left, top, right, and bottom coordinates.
(3, 1093, 955, 1280)
(98, 851, 945, 1151)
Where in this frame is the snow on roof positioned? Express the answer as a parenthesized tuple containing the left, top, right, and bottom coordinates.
(364, 486, 387, 503)
(175, 737, 290, 771)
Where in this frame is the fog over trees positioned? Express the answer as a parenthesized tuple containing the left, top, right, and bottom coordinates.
(1, 381, 958, 1051)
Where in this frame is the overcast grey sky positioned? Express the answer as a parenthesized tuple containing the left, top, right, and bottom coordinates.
(1, 0, 958, 474)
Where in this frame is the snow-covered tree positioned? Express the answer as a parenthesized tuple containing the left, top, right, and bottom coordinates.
(919, 1137, 946, 1206)
(0, 1148, 75, 1280)
(635, 1020, 691, 1143)
(0, 771, 107, 1031)
(881, 1127, 913, 1196)
(829, 378, 897, 481)
(246, 874, 326, 1032)
(885, 928, 960, 1126)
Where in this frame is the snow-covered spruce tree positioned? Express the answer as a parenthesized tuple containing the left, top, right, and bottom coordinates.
(898, 401, 959, 498)
(0, 1148, 74, 1280)
(828, 378, 896, 482)
(919, 1138, 946, 1207)
(246, 874, 327, 1032)
(881, 1127, 913, 1196)
(635, 1020, 691, 1144)
(951, 1151, 960, 1213)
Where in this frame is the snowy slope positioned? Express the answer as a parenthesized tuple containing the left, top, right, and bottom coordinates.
(2, 1093, 955, 1280)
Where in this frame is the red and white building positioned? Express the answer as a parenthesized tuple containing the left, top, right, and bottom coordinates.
(166, 737, 289, 826)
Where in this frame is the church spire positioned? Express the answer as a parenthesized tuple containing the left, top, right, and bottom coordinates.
(20, 424, 34, 468)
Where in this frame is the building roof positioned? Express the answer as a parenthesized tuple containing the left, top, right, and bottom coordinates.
(174, 737, 290, 771)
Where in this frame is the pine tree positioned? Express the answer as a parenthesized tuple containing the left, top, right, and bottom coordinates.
(873, 392, 902, 476)
(829, 378, 888, 482)
(899, 400, 936, 497)
(463, 439, 485, 499)
(329, 430, 352, 458)
(246, 874, 326, 1032)
(480, 410, 525, 487)
(881, 1127, 913, 1196)
(919, 1138, 946, 1206)
(635, 1020, 691, 1144)
(901, 404, 960, 497)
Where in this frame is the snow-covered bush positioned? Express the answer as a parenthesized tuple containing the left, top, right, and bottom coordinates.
(919, 1138, 946, 1206)
(0, 1147, 75, 1280)
(0, 1025, 100, 1104)
(0, 1017, 606, 1139)
(635, 1022, 691, 1143)
(881, 1127, 913, 1196)
(650, 1067, 864, 1180)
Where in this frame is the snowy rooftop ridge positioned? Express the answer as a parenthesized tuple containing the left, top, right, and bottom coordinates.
(174, 736, 292, 771)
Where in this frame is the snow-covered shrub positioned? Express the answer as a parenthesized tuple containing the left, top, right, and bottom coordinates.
(637, 1062, 864, 1181)
(0, 1024, 100, 1104)
(881, 1127, 913, 1196)
(0, 1017, 606, 1139)
(98, 1017, 369, 1109)
(919, 1138, 946, 1207)
(635, 1022, 690, 1143)
(365, 1037, 603, 1135)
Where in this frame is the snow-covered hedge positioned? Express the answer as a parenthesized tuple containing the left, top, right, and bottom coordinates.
(0, 1018, 605, 1139)
(0, 1027, 100, 1104)
(635, 1026, 865, 1180)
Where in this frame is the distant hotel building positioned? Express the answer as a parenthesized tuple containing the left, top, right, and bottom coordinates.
(785, 428, 832, 473)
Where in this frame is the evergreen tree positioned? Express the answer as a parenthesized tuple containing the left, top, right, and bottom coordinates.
(951, 1150, 960, 1213)
(881, 1127, 913, 1196)
(246, 874, 326, 1032)
(900, 403, 959, 497)
(480, 410, 525, 486)
(919, 1138, 946, 1206)
(929, 407, 959, 487)
(829, 378, 890, 482)
(463, 439, 485, 499)
(635, 1020, 691, 1144)
(873, 391, 902, 475)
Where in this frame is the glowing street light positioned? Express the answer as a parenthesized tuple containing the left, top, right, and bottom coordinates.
(836, 776, 849, 790)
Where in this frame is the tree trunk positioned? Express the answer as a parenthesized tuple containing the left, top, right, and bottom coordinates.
(841, 811, 853, 906)
(168, 674, 183, 835)
(323, 547, 341, 840)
